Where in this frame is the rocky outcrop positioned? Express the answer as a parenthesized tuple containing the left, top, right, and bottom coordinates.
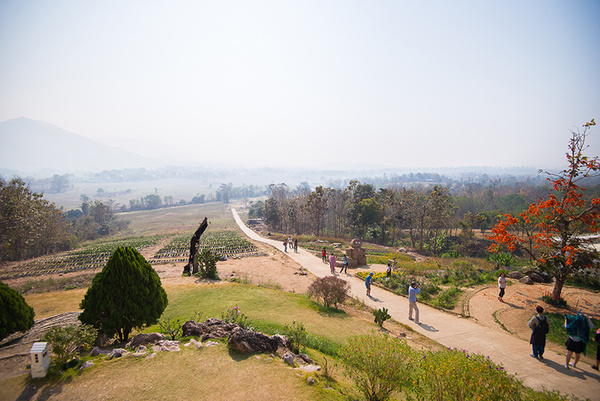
(126, 333, 165, 349)
(182, 318, 238, 341)
(227, 327, 288, 354)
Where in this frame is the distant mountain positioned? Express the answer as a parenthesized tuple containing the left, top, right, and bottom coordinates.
(0, 118, 163, 175)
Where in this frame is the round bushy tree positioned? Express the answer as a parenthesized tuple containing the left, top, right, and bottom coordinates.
(0, 280, 35, 341)
(79, 246, 168, 342)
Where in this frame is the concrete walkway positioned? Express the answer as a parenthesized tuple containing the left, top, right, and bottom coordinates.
(232, 209, 598, 400)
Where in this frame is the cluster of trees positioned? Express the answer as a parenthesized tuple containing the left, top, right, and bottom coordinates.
(0, 179, 127, 263)
(0, 178, 74, 261)
(64, 195, 129, 241)
(257, 180, 540, 255)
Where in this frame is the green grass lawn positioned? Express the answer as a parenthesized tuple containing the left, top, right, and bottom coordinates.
(151, 283, 381, 348)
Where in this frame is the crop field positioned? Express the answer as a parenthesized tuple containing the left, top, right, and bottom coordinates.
(0, 229, 260, 280)
(149, 231, 261, 264)
(0, 236, 163, 280)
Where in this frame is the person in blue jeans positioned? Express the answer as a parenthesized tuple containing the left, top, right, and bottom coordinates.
(340, 255, 348, 274)
(408, 282, 420, 324)
(365, 272, 373, 296)
(528, 306, 548, 359)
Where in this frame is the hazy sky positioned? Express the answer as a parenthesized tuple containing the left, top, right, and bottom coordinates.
(1, 1, 599, 170)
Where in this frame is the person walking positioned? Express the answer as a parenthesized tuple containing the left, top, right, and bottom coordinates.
(329, 253, 336, 274)
(340, 255, 348, 274)
(565, 311, 593, 368)
(294, 238, 298, 252)
(283, 241, 287, 253)
(386, 262, 392, 278)
(365, 272, 374, 297)
(408, 282, 420, 324)
(322, 248, 327, 263)
(498, 272, 507, 302)
(528, 306, 549, 359)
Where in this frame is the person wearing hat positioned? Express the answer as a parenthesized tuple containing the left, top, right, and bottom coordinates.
(408, 281, 420, 324)
(365, 272, 374, 296)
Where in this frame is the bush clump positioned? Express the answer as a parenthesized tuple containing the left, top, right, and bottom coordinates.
(0, 280, 35, 341)
(42, 324, 97, 369)
(307, 276, 350, 308)
(339, 333, 413, 401)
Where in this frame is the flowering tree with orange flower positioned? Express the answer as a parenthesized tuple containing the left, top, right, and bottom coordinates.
(488, 120, 600, 299)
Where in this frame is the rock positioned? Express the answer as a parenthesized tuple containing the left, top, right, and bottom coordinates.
(126, 333, 165, 349)
(298, 353, 314, 364)
(145, 353, 157, 360)
(80, 361, 94, 370)
(307, 376, 316, 385)
(189, 338, 203, 349)
(135, 346, 148, 353)
(153, 340, 180, 352)
(90, 346, 109, 357)
(132, 352, 147, 358)
(205, 341, 220, 347)
(507, 271, 524, 279)
(228, 327, 284, 354)
(541, 272, 553, 283)
(299, 364, 321, 372)
(528, 272, 545, 283)
(282, 352, 295, 367)
(519, 276, 534, 285)
(108, 348, 129, 359)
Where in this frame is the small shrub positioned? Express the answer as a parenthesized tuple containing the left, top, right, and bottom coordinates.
(158, 317, 183, 340)
(158, 311, 202, 340)
(307, 276, 350, 308)
(42, 324, 97, 369)
(221, 306, 252, 329)
(194, 249, 220, 280)
(429, 286, 463, 310)
(488, 251, 516, 267)
(338, 333, 414, 401)
(282, 320, 307, 354)
(373, 307, 391, 327)
(542, 292, 568, 307)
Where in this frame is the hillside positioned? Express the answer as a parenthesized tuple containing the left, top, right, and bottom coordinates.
(0, 118, 160, 174)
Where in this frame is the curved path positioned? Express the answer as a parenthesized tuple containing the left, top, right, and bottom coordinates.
(232, 209, 598, 400)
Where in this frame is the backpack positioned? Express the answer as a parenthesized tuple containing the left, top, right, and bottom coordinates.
(536, 316, 549, 335)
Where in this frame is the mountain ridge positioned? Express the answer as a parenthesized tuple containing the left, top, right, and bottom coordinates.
(0, 117, 163, 175)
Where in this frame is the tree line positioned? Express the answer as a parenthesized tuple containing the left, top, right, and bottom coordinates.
(252, 178, 599, 257)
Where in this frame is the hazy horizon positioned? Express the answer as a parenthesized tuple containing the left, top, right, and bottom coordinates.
(1, 1, 599, 170)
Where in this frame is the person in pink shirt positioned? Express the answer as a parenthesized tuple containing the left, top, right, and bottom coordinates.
(329, 253, 336, 274)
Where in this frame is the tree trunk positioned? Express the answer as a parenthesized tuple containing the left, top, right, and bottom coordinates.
(552, 278, 565, 299)
(183, 217, 209, 276)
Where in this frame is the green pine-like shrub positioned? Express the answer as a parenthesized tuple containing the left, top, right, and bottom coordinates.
(79, 246, 168, 342)
(0, 280, 35, 341)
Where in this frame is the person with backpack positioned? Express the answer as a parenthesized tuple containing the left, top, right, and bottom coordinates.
(564, 311, 593, 369)
(528, 305, 549, 359)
